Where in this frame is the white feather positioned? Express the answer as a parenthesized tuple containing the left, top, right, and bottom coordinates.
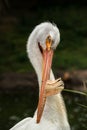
(10, 22, 70, 130)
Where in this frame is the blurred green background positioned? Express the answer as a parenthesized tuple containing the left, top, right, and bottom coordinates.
(0, 1, 87, 72)
(0, 1, 87, 130)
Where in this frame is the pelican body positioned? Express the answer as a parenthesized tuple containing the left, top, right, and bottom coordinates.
(10, 22, 70, 130)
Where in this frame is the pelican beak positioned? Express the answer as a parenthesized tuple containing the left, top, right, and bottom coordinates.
(37, 36, 53, 123)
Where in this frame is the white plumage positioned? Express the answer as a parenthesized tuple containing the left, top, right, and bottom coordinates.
(10, 22, 70, 130)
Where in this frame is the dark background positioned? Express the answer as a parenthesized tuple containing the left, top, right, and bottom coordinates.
(0, 1, 87, 130)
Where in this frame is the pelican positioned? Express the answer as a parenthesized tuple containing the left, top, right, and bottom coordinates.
(10, 22, 70, 130)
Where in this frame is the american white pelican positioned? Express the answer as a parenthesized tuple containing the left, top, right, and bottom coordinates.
(10, 22, 70, 130)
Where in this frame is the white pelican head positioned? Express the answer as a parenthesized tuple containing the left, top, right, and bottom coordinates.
(34, 22, 60, 50)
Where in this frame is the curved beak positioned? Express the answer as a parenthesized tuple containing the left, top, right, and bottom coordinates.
(37, 36, 53, 123)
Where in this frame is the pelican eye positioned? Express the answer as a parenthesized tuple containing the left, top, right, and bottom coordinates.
(38, 42, 43, 54)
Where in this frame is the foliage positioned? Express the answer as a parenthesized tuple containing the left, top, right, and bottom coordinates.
(64, 77, 87, 108)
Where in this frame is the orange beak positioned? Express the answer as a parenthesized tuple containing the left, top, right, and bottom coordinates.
(37, 36, 53, 123)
